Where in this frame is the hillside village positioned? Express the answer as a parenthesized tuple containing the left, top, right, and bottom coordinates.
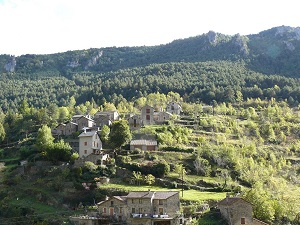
(52, 102, 183, 166)
(2, 26, 300, 225)
(46, 102, 271, 225)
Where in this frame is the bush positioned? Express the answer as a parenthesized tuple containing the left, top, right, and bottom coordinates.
(160, 146, 194, 153)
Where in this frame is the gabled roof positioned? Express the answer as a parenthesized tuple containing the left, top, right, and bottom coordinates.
(77, 116, 94, 122)
(56, 123, 66, 128)
(127, 191, 155, 199)
(130, 140, 157, 146)
(65, 121, 78, 126)
(218, 197, 251, 206)
(141, 105, 154, 109)
(127, 191, 178, 200)
(167, 102, 182, 107)
(78, 130, 98, 137)
(97, 196, 127, 205)
(153, 191, 179, 199)
(72, 114, 84, 118)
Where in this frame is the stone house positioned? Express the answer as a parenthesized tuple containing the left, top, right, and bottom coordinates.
(141, 105, 155, 125)
(78, 130, 102, 158)
(128, 114, 143, 130)
(93, 111, 119, 127)
(96, 191, 182, 225)
(166, 102, 182, 115)
(97, 196, 128, 222)
(64, 121, 78, 136)
(93, 115, 112, 128)
(130, 139, 158, 151)
(154, 111, 172, 124)
(53, 123, 66, 136)
(218, 195, 269, 225)
(76, 115, 96, 131)
(53, 121, 78, 136)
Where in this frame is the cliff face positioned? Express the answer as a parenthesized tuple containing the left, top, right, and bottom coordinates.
(4, 57, 16, 72)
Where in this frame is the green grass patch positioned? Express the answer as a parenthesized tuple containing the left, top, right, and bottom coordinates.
(99, 183, 226, 202)
(10, 196, 63, 214)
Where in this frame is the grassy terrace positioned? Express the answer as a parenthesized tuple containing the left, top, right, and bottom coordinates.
(98, 183, 226, 202)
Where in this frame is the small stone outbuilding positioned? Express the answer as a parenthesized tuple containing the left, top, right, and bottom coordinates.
(130, 139, 158, 151)
(218, 195, 269, 225)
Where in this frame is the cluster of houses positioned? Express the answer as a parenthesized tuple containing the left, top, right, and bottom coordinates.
(52, 103, 183, 164)
(69, 192, 269, 225)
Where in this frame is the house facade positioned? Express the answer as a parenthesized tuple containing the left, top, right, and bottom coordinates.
(128, 114, 143, 130)
(218, 195, 269, 225)
(53, 123, 66, 136)
(130, 139, 158, 151)
(153, 111, 172, 124)
(76, 115, 96, 131)
(141, 105, 155, 125)
(64, 121, 78, 136)
(97, 191, 182, 225)
(78, 130, 102, 158)
(166, 102, 182, 115)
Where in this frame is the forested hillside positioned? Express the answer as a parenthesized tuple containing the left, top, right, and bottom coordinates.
(1, 25, 300, 225)
(1, 26, 300, 112)
(1, 61, 300, 112)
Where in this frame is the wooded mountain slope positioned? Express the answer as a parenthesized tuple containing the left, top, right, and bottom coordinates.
(1, 25, 300, 111)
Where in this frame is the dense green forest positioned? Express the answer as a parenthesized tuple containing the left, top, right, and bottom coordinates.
(2, 60, 300, 113)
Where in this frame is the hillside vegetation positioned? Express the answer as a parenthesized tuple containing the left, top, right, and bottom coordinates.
(0, 92, 300, 224)
(1, 25, 300, 225)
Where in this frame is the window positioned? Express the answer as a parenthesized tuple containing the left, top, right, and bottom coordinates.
(120, 207, 123, 213)
(159, 200, 163, 205)
(146, 108, 150, 113)
(132, 208, 135, 213)
(111, 201, 114, 206)
(93, 141, 95, 147)
(132, 199, 134, 204)
(241, 218, 245, 224)
(159, 208, 163, 215)
(139, 208, 143, 213)
(103, 207, 107, 214)
(146, 115, 150, 120)
(84, 150, 87, 154)
(97, 143, 99, 147)
(84, 142, 87, 146)
(139, 199, 143, 204)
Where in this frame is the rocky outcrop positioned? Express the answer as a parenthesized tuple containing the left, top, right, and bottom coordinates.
(67, 59, 80, 68)
(233, 34, 249, 56)
(4, 57, 16, 72)
(84, 50, 103, 70)
(207, 31, 218, 45)
(284, 41, 295, 51)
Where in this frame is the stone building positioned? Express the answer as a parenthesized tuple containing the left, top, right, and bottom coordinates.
(128, 114, 143, 130)
(218, 195, 269, 225)
(93, 111, 119, 127)
(78, 130, 102, 158)
(166, 102, 182, 115)
(153, 111, 172, 124)
(130, 139, 158, 151)
(96, 191, 182, 225)
(141, 105, 155, 125)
